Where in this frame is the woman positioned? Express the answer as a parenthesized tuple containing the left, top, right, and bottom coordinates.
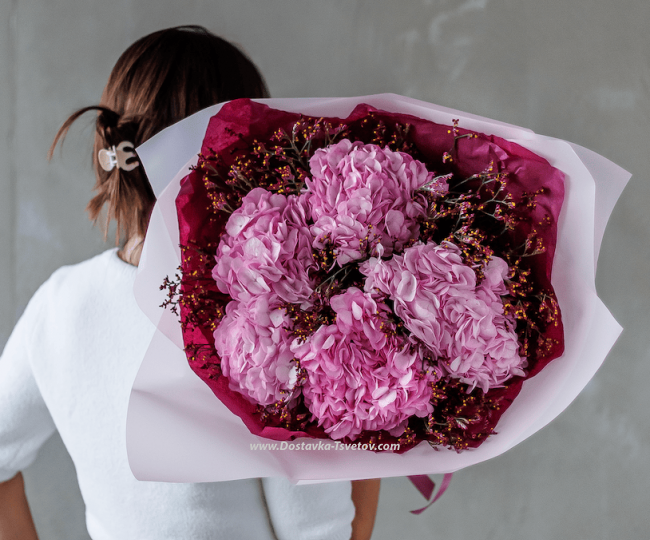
(0, 25, 379, 540)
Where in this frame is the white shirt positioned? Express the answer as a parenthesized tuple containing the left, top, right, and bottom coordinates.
(0, 249, 354, 540)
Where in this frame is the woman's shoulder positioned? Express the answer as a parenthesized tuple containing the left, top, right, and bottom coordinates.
(27, 248, 138, 321)
(4, 248, 143, 376)
(21, 248, 151, 370)
(40, 248, 134, 294)
(49, 247, 133, 282)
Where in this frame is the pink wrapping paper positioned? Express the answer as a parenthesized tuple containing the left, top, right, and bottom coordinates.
(126, 94, 630, 483)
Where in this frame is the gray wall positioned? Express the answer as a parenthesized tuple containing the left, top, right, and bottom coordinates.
(1, 1, 648, 538)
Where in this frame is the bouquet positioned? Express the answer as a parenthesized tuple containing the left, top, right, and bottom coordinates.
(127, 95, 629, 483)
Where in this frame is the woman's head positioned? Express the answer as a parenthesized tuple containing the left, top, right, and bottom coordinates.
(51, 25, 269, 245)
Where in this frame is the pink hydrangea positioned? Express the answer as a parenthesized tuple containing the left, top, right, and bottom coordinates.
(291, 287, 437, 440)
(213, 188, 316, 307)
(361, 242, 525, 392)
(303, 139, 442, 266)
(214, 294, 298, 406)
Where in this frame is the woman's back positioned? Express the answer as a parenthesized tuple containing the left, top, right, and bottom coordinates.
(0, 248, 354, 539)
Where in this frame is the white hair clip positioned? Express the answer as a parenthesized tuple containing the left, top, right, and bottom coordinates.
(98, 141, 140, 172)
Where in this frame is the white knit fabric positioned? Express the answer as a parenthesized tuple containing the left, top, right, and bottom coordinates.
(0, 249, 354, 540)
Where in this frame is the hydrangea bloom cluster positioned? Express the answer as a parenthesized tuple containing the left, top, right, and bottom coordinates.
(291, 288, 440, 440)
(211, 139, 524, 440)
(214, 294, 297, 406)
(361, 243, 525, 393)
(304, 139, 441, 265)
(213, 188, 315, 307)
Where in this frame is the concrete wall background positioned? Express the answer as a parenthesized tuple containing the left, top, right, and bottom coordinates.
(1, 1, 648, 538)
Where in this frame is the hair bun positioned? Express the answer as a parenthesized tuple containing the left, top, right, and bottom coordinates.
(96, 107, 123, 146)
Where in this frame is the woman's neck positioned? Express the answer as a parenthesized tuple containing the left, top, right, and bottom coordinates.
(117, 235, 144, 266)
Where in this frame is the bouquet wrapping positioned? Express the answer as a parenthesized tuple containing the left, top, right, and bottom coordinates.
(126, 94, 629, 483)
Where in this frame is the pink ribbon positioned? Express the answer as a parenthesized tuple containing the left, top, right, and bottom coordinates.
(407, 473, 453, 514)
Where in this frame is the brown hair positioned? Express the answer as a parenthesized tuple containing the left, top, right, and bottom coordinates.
(50, 25, 269, 244)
